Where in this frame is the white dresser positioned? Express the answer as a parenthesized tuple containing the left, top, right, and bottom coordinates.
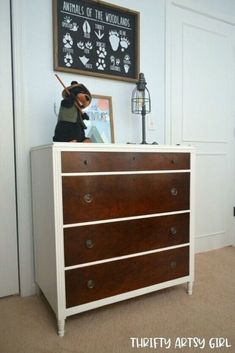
(31, 143, 195, 336)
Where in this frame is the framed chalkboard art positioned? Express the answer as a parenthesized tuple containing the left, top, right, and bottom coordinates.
(85, 95, 114, 142)
(53, 0, 140, 82)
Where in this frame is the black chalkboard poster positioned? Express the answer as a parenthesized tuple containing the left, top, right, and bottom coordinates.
(53, 0, 140, 82)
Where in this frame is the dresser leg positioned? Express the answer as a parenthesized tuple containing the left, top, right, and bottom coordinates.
(57, 319, 65, 337)
(187, 281, 193, 295)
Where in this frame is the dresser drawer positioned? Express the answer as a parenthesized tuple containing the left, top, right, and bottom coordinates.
(61, 152, 190, 173)
(62, 173, 190, 224)
(65, 246, 189, 307)
(64, 213, 189, 266)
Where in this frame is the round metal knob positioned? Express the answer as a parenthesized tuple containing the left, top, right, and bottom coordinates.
(170, 227, 177, 235)
(83, 160, 88, 165)
(85, 239, 94, 249)
(170, 187, 178, 196)
(83, 193, 93, 203)
(87, 279, 95, 289)
(170, 261, 177, 269)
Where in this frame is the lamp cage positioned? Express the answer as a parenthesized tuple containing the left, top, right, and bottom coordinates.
(131, 73, 151, 144)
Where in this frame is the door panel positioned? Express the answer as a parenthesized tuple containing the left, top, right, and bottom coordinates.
(182, 24, 229, 143)
(0, 0, 19, 297)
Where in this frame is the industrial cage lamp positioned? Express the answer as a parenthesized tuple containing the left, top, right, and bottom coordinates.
(131, 72, 151, 144)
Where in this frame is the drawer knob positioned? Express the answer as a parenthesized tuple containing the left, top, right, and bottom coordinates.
(85, 239, 94, 249)
(83, 160, 88, 165)
(87, 279, 95, 289)
(170, 187, 178, 196)
(171, 159, 177, 164)
(83, 193, 93, 203)
(170, 261, 177, 269)
(170, 227, 177, 235)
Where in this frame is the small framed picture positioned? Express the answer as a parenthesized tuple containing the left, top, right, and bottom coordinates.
(85, 95, 114, 143)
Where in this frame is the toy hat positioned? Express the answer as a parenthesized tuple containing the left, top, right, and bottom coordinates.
(62, 81, 91, 102)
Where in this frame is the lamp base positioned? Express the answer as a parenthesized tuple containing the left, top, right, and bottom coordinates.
(141, 141, 158, 145)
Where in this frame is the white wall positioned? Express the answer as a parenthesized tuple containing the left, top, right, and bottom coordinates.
(13, 0, 165, 295)
(13, 0, 235, 295)
(23, 0, 165, 147)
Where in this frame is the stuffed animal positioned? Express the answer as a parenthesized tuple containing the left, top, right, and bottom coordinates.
(53, 81, 92, 142)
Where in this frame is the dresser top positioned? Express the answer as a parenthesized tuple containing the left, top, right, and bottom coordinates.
(31, 143, 194, 153)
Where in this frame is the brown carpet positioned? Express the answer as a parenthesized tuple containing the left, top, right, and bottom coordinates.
(0, 246, 234, 353)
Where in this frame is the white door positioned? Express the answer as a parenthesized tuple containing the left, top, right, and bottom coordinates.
(166, 3, 235, 252)
(0, 0, 19, 296)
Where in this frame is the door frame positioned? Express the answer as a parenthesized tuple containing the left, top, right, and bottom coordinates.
(0, 0, 19, 297)
(11, 0, 36, 296)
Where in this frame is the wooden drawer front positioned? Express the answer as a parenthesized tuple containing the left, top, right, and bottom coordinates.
(64, 213, 189, 266)
(62, 173, 190, 224)
(61, 152, 190, 173)
(65, 246, 189, 307)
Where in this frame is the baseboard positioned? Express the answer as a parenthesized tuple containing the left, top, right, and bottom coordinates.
(195, 232, 231, 253)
